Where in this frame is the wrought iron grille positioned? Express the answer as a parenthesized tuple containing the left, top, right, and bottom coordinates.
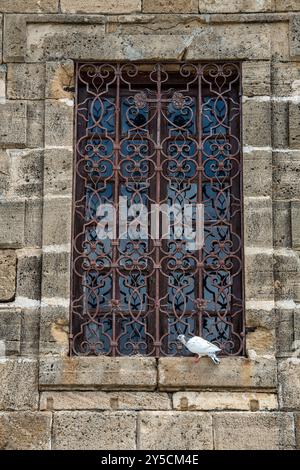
(71, 62, 244, 357)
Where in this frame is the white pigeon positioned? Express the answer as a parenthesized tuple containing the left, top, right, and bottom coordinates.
(177, 334, 221, 365)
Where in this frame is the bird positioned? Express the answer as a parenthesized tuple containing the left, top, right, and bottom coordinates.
(177, 334, 221, 365)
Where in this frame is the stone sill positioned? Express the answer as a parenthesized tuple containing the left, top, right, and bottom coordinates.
(39, 356, 277, 392)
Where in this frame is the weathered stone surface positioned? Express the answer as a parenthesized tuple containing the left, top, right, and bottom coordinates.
(45, 60, 74, 100)
(277, 1, 300, 12)
(27, 101, 44, 148)
(186, 24, 271, 60)
(0, 1, 58, 12)
(273, 201, 292, 248)
(7, 63, 45, 100)
(0, 201, 25, 248)
(158, 357, 277, 390)
(199, 0, 273, 13)
(245, 251, 274, 300)
(243, 61, 271, 97)
(276, 308, 297, 356)
(289, 103, 300, 149)
(39, 305, 69, 356)
(173, 392, 278, 411)
(39, 357, 157, 390)
(0, 65, 6, 101)
(243, 99, 271, 147)
(42, 198, 72, 246)
(278, 359, 300, 410)
(273, 62, 300, 96)
(244, 197, 273, 247)
(139, 412, 213, 450)
(296, 412, 300, 449)
(0, 150, 9, 197)
(40, 391, 171, 410)
(7, 149, 43, 198)
(43, 149, 73, 196)
(61, 0, 141, 13)
(292, 201, 300, 250)
(246, 327, 275, 355)
(0, 412, 51, 450)
(143, 0, 198, 13)
(45, 100, 73, 147)
(0, 250, 17, 302)
(290, 16, 300, 58)
(16, 253, 42, 300)
(0, 359, 38, 410)
(52, 411, 136, 450)
(24, 199, 43, 247)
(0, 308, 21, 355)
(246, 302, 276, 329)
(42, 252, 70, 299)
(20, 308, 40, 357)
(0, 101, 27, 148)
(272, 101, 289, 149)
(213, 412, 295, 450)
(243, 150, 272, 197)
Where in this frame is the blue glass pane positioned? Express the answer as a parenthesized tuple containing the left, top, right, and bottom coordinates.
(167, 316, 196, 355)
(202, 96, 228, 134)
(202, 139, 232, 180)
(119, 318, 148, 355)
(83, 318, 112, 354)
(167, 272, 195, 312)
(85, 138, 114, 180)
(119, 273, 147, 312)
(167, 98, 196, 134)
(121, 97, 148, 134)
(120, 139, 151, 179)
(166, 140, 198, 179)
(88, 98, 115, 134)
(203, 271, 231, 313)
(203, 184, 230, 221)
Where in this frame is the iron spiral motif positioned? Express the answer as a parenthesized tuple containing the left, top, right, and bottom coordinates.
(71, 62, 244, 357)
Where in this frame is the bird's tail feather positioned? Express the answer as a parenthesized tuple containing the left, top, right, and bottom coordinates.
(210, 354, 220, 365)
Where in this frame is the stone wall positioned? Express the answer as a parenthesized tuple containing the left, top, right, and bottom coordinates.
(0, 0, 299, 450)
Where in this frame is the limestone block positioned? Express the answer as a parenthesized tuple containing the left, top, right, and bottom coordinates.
(24, 199, 43, 247)
(199, 0, 273, 13)
(158, 357, 277, 390)
(39, 357, 157, 390)
(0, 150, 9, 197)
(289, 103, 300, 149)
(27, 101, 44, 148)
(245, 251, 274, 300)
(16, 253, 42, 300)
(20, 308, 40, 357)
(3, 14, 26, 62)
(0, 250, 17, 302)
(0, 201, 25, 248)
(143, 0, 198, 13)
(278, 359, 300, 409)
(52, 411, 136, 450)
(139, 412, 213, 450)
(271, 22, 289, 61)
(0, 101, 27, 148)
(273, 201, 292, 248)
(0, 308, 21, 355)
(243, 61, 271, 97)
(7, 149, 43, 199)
(246, 303, 276, 330)
(42, 252, 70, 299)
(173, 392, 278, 411)
(45, 60, 74, 100)
(7, 63, 45, 100)
(43, 149, 73, 196)
(292, 201, 300, 250)
(276, 1, 300, 11)
(244, 197, 273, 247)
(295, 412, 300, 449)
(45, 100, 73, 147)
(243, 150, 272, 197)
(272, 101, 289, 149)
(39, 305, 69, 356)
(290, 16, 300, 58)
(213, 412, 295, 450)
(42, 197, 72, 246)
(40, 391, 171, 410)
(0, 1, 58, 12)
(0, 412, 51, 450)
(186, 24, 271, 60)
(61, 0, 141, 13)
(0, 65, 6, 101)
(243, 99, 271, 147)
(276, 308, 297, 356)
(0, 359, 38, 410)
(246, 327, 275, 355)
(272, 62, 300, 96)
